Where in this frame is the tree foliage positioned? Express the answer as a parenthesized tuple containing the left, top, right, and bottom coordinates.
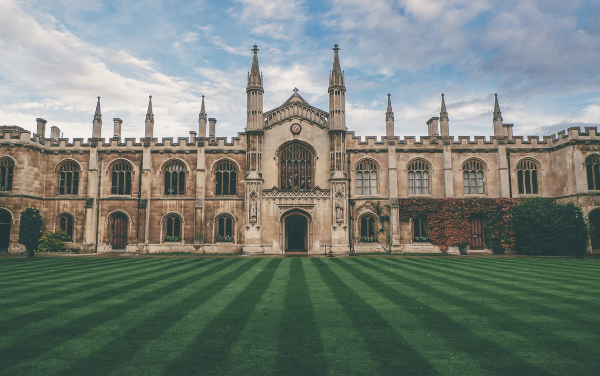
(18, 208, 43, 257)
(38, 230, 67, 253)
(512, 198, 588, 257)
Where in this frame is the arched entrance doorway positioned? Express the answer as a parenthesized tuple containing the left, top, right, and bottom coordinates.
(284, 212, 309, 252)
(589, 210, 600, 250)
(0, 209, 11, 252)
(110, 213, 128, 249)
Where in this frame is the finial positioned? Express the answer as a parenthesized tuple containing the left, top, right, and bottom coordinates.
(387, 93, 390, 98)
(202, 95, 205, 98)
(97, 96, 100, 100)
(252, 44, 259, 53)
(333, 44, 340, 53)
(293, 87, 299, 93)
(149, 95, 152, 99)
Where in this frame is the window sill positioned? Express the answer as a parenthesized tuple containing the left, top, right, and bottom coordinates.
(105, 195, 133, 199)
(56, 194, 79, 198)
(215, 242, 235, 245)
(463, 193, 486, 197)
(0, 191, 12, 195)
(214, 195, 238, 198)
(355, 194, 380, 198)
(408, 194, 432, 198)
(162, 195, 186, 198)
(518, 193, 539, 197)
(162, 241, 183, 244)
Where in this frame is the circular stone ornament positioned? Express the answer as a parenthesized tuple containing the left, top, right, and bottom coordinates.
(290, 123, 302, 134)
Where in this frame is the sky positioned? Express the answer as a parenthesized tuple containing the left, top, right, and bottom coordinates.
(0, 0, 599, 141)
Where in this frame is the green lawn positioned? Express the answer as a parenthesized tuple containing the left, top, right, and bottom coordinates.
(0, 257, 599, 375)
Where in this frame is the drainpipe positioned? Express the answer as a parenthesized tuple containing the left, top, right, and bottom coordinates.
(347, 154, 354, 253)
(507, 151, 513, 198)
(136, 154, 143, 246)
(94, 158, 103, 253)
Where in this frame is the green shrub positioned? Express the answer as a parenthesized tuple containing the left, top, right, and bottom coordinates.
(19, 208, 43, 257)
(38, 230, 67, 253)
(216, 236, 233, 243)
(163, 236, 181, 242)
(512, 198, 588, 257)
(360, 236, 377, 243)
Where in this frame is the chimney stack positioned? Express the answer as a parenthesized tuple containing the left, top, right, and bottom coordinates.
(426, 117, 439, 137)
(209, 118, 217, 138)
(50, 126, 60, 141)
(113, 118, 122, 140)
(36, 118, 47, 139)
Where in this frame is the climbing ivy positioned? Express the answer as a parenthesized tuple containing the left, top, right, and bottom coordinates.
(397, 198, 520, 253)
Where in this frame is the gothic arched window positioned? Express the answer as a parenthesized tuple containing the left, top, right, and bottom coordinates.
(216, 214, 233, 242)
(586, 155, 600, 191)
(360, 215, 376, 242)
(215, 160, 237, 196)
(111, 160, 132, 195)
(0, 158, 14, 192)
(58, 213, 74, 241)
(463, 159, 485, 194)
(58, 161, 80, 195)
(356, 160, 378, 195)
(413, 216, 429, 242)
(163, 214, 182, 242)
(517, 159, 539, 195)
(408, 159, 430, 195)
(164, 160, 186, 196)
(280, 143, 313, 190)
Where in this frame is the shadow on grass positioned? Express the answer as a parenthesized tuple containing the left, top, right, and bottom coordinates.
(0, 258, 234, 371)
(313, 258, 439, 376)
(349, 258, 559, 376)
(163, 258, 282, 375)
(275, 258, 329, 376)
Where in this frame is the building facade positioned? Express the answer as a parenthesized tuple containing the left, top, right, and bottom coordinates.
(2, 45, 600, 254)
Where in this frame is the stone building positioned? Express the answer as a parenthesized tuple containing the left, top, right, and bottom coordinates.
(1, 44, 600, 254)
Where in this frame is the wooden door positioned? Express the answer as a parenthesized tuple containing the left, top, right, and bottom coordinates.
(112, 215, 128, 249)
(0, 210, 11, 252)
(469, 215, 484, 250)
(590, 211, 600, 250)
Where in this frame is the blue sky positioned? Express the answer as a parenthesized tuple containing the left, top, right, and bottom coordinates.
(1, 0, 599, 140)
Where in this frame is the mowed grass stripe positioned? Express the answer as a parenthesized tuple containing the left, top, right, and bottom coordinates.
(0, 258, 194, 322)
(218, 258, 291, 376)
(455, 258, 600, 288)
(29, 258, 264, 376)
(0, 258, 224, 361)
(3, 258, 244, 376)
(273, 258, 329, 376)
(162, 258, 282, 375)
(313, 258, 439, 376)
(401, 259, 600, 319)
(303, 258, 381, 376)
(0, 258, 178, 308)
(331, 259, 491, 375)
(0, 258, 124, 284)
(360, 258, 593, 375)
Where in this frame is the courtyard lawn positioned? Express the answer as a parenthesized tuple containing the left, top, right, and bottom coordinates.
(0, 257, 599, 375)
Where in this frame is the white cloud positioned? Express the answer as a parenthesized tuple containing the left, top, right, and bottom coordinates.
(229, 0, 308, 40)
(182, 32, 199, 43)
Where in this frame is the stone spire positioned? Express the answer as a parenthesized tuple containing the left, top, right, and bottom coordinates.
(92, 96, 102, 139)
(329, 44, 345, 88)
(440, 93, 449, 137)
(328, 44, 346, 132)
(493, 93, 504, 137)
(386, 94, 394, 140)
(493, 93, 502, 122)
(145, 95, 154, 139)
(247, 44, 263, 89)
(440, 93, 448, 121)
(246, 45, 264, 132)
(198, 95, 207, 138)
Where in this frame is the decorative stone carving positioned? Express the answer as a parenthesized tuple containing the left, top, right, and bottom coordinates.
(249, 198, 257, 223)
(262, 186, 330, 198)
(195, 199, 204, 208)
(246, 181, 261, 226)
(336, 197, 344, 223)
